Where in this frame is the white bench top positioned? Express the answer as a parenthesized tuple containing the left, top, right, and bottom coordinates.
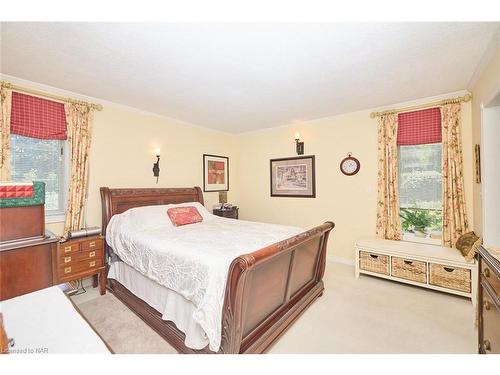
(355, 237, 474, 265)
(1, 286, 110, 354)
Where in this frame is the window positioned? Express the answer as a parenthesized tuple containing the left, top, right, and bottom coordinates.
(399, 143, 443, 235)
(10, 134, 68, 218)
(397, 107, 443, 240)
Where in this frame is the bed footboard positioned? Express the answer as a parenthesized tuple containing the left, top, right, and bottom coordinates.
(220, 221, 334, 354)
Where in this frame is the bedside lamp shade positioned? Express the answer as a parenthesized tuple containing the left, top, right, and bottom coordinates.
(219, 191, 227, 204)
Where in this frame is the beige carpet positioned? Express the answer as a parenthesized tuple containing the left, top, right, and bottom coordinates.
(76, 262, 476, 354)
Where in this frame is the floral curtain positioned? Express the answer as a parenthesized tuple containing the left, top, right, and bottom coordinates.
(0, 87, 12, 181)
(63, 103, 94, 238)
(376, 113, 402, 240)
(442, 103, 469, 247)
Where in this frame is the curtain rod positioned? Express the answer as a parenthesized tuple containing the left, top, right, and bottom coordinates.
(0, 81, 103, 111)
(369, 94, 472, 118)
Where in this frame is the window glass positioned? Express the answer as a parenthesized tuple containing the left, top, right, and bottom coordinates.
(399, 143, 442, 233)
(10, 134, 66, 214)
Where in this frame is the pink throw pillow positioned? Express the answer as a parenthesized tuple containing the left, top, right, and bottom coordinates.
(167, 206, 203, 226)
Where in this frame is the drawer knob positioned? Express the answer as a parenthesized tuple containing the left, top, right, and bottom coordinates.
(89, 241, 96, 248)
(64, 256, 71, 263)
(443, 267, 455, 273)
(403, 260, 414, 266)
(64, 267, 71, 274)
(89, 251, 96, 258)
(369, 254, 379, 259)
(89, 261, 96, 267)
(484, 268, 490, 278)
(484, 301, 491, 311)
(64, 246, 72, 253)
(483, 339, 491, 351)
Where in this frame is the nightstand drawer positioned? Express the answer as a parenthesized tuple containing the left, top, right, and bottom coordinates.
(59, 249, 103, 264)
(60, 258, 104, 278)
(59, 243, 80, 255)
(81, 238, 103, 251)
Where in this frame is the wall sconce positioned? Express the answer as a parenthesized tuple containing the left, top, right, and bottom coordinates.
(295, 132, 304, 155)
(152, 149, 160, 184)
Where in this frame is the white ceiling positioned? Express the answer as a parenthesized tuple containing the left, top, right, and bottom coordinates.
(1, 22, 498, 133)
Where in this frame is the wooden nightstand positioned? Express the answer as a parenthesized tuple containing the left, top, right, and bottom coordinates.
(213, 206, 239, 219)
(57, 235, 106, 295)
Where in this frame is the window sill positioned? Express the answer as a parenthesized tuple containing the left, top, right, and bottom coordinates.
(45, 213, 65, 224)
(402, 233, 442, 246)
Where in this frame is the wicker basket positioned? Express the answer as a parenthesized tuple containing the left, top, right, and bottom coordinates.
(391, 257, 427, 284)
(359, 251, 389, 275)
(429, 263, 471, 293)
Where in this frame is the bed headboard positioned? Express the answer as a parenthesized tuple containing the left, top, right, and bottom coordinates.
(99, 186, 204, 234)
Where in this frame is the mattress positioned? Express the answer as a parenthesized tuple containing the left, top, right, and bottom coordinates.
(106, 202, 303, 351)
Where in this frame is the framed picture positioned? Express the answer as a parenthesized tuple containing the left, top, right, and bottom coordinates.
(203, 154, 229, 192)
(270, 155, 316, 198)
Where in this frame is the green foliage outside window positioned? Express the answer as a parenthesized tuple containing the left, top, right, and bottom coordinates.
(400, 207, 442, 233)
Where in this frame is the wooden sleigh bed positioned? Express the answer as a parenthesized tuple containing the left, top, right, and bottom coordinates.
(100, 186, 334, 354)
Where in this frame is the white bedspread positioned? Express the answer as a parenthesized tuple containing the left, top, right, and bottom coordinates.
(106, 207, 302, 351)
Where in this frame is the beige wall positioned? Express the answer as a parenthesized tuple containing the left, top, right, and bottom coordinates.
(11, 78, 476, 262)
(233, 98, 474, 261)
(470, 46, 500, 237)
(47, 104, 237, 235)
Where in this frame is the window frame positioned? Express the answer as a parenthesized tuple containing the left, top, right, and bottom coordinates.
(45, 139, 69, 223)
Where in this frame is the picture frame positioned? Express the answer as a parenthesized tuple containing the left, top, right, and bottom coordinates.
(203, 154, 229, 192)
(270, 155, 316, 198)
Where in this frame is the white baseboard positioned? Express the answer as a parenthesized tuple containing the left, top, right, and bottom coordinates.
(327, 256, 355, 266)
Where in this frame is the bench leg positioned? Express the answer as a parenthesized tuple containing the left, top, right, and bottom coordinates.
(354, 248, 360, 278)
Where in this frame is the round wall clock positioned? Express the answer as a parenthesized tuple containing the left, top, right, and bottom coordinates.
(340, 153, 361, 176)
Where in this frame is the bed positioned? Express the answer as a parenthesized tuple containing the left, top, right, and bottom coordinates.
(100, 186, 334, 354)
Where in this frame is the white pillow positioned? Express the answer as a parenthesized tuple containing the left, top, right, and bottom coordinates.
(113, 202, 212, 231)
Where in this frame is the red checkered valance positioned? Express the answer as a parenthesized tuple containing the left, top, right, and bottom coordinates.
(10, 92, 67, 140)
(397, 107, 441, 146)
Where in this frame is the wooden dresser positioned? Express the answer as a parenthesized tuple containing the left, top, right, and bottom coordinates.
(0, 232, 59, 301)
(57, 235, 106, 295)
(478, 246, 500, 354)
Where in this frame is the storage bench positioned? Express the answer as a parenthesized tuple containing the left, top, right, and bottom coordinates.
(355, 238, 478, 305)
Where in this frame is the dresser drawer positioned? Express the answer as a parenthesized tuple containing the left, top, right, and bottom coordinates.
(60, 258, 104, 279)
(81, 238, 103, 251)
(59, 248, 103, 264)
(359, 251, 389, 275)
(429, 263, 471, 293)
(481, 261, 500, 298)
(391, 257, 427, 284)
(481, 284, 500, 354)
